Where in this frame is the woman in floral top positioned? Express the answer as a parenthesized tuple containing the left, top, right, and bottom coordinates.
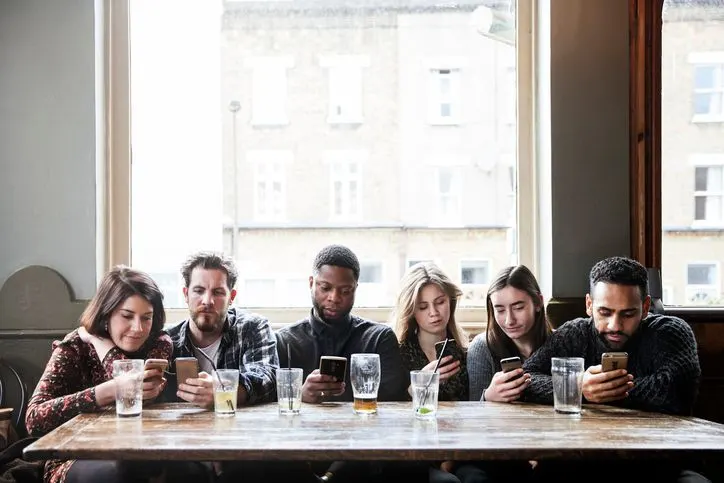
(25, 266, 172, 483)
(393, 262, 469, 402)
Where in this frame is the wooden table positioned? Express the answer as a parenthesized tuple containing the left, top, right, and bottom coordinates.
(23, 401, 724, 462)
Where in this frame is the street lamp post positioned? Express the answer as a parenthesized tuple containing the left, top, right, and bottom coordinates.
(228, 100, 241, 257)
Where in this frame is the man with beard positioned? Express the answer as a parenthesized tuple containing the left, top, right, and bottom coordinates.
(521, 256, 708, 483)
(163, 251, 278, 407)
(276, 244, 406, 403)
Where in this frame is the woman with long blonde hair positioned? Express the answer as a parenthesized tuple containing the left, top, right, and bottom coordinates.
(393, 262, 469, 401)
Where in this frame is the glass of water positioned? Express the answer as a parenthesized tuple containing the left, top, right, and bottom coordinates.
(276, 368, 303, 415)
(551, 357, 585, 414)
(410, 371, 439, 419)
(350, 353, 380, 414)
(112, 359, 144, 418)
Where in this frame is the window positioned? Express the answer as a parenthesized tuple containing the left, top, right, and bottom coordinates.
(114, 0, 532, 323)
(661, 1, 724, 307)
(428, 68, 462, 125)
(320, 56, 368, 124)
(460, 260, 490, 285)
(688, 52, 724, 122)
(242, 279, 276, 307)
(435, 167, 462, 222)
(685, 263, 721, 304)
(249, 150, 290, 221)
(693, 165, 724, 225)
(246, 57, 294, 126)
(407, 259, 433, 269)
(357, 262, 384, 307)
(326, 152, 364, 221)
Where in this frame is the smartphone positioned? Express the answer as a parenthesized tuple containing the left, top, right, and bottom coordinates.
(601, 352, 628, 372)
(319, 356, 347, 381)
(175, 357, 199, 385)
(434, 339, 458, 363)
(500, 356, 523, 373)
(144, 358, 169, 373)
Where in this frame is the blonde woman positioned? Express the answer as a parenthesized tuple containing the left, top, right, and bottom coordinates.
(393, 262, 469, 401)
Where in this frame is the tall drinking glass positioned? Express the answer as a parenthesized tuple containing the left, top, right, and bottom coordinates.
(350, 353, 380, 414)
(112, 359, 144, 418)
(552, 357, 585, 414)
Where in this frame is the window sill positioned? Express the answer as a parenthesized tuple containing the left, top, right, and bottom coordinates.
(428, 119, 462, 126)
(327, 116, 364, 125)
(691, 115, 724, 124)
(163, 306, 488, 334)
(251, 118, 290, 127)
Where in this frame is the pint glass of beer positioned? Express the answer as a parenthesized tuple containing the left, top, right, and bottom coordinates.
(350, 353, 381, 414)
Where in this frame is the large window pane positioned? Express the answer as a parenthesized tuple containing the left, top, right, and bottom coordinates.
(130, 0, 520, 309)
(662, 0, 724, 306)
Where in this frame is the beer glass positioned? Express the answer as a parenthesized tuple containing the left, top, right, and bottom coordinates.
(350, 353, 380, 414)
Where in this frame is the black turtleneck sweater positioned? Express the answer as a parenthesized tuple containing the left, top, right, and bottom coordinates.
(522, 313, 700, 415)
(275, 310, 407, 402)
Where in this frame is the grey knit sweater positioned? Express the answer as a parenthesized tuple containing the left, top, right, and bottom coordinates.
(522, 313, 700, 415)
(466, 334, 496, 401)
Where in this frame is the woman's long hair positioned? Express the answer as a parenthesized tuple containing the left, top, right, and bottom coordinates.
(80, 266, 165, 346)
(393, 262, 468, 348)
(486, 265, 551, 369)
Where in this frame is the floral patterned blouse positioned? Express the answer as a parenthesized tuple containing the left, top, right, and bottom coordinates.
(25, 329, 173, 483)
(399, 336, 469, 401)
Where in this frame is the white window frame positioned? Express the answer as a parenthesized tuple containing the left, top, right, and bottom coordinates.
(244, 56, 294, 126)
(319, 55, 369, 125)
(459, 259, 492, 286)
(688, 52, 724, 123)
(247, 150, 291, 222)
(103, 0, 537, 327)
(685, 261, 721, 304)
(433, 165, 463, 225)
(689, 155, 724, 228)
(325, 150, 365, 222)
(357, 261, 385, 308)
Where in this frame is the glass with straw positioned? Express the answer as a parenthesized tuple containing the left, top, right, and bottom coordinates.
(277, 346, 303, 414)
(213, 369, 239, 417)
(194, 348, 238, 416)
(413, 339, 449, 418)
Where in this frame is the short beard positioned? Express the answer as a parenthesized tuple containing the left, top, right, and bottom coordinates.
(190, 309, 224, 334)
(598, 331, 629, 350)
(312, 298, 352, 325)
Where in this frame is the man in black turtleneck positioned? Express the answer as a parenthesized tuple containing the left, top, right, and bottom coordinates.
(276, 244, 406, 404)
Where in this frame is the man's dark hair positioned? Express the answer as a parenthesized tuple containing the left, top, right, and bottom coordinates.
(181, 251, 238, 290)
(313, 245, 360, 281)
(589, 256, 648, 300)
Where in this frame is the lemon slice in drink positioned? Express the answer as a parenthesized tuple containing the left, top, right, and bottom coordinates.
(416, 407, 433, 415)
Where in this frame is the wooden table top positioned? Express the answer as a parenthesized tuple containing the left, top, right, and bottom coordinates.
(23, 401, 724, 462)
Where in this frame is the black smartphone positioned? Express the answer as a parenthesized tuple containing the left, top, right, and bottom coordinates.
(434, 339, 457, 363)
(319, 356, 347, 381)
(500, 356, 523, 373)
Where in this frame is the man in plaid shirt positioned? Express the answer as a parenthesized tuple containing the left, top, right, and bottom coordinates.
(162, 251, 278, 407)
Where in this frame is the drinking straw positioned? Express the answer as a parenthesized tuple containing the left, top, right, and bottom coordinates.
(197, 349, 234, 411)
(420, 338, 449, 408)
(287, 345, 293, 411)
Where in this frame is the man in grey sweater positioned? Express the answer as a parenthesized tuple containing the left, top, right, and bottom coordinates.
(523, 256, 708, 482)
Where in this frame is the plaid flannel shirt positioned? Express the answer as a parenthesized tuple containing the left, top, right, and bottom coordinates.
(164, 307, 279, 404)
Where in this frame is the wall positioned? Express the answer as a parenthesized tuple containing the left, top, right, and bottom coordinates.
(0, 0, 100, 299)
